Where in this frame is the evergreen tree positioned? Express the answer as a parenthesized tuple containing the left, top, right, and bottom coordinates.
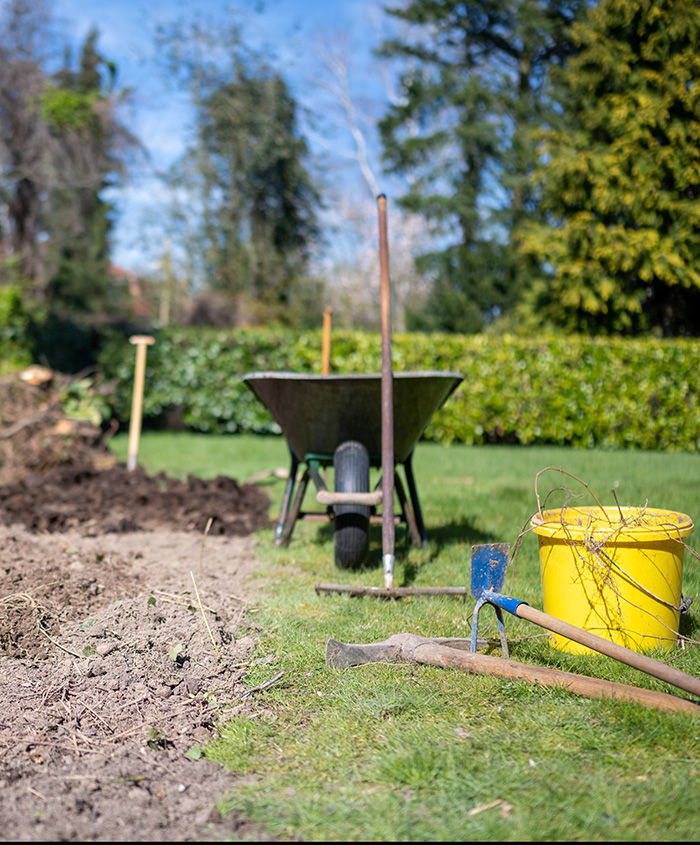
(518, 0, 700, 335)
(197, 71, 320, 321)
(378, 0, 587, 332)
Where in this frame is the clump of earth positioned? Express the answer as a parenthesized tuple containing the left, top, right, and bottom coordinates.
(0, 371, 280, 841)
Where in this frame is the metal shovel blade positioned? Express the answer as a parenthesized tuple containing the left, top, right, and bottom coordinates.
(470, 543, 510, 599)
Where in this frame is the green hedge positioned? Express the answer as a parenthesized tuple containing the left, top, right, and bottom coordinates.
(98, 328, 700, 451)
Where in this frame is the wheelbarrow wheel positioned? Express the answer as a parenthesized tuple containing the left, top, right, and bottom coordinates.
(333, 440, 370, 569)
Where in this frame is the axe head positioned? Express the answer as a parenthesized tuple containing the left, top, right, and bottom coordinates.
(470, 543, 511, 600)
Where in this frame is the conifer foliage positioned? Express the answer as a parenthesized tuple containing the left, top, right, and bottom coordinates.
(518, 0, 700, 335)
(378, 0, 588, 331)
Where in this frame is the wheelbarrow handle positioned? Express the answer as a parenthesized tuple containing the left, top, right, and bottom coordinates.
(483, 590, 700, 699)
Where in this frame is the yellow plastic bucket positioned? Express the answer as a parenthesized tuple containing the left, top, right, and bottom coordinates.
(530, 506, 693, 654)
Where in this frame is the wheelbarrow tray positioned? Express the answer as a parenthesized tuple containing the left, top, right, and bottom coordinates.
(242, 370, 463, 464)
(243, 370, 463, 552)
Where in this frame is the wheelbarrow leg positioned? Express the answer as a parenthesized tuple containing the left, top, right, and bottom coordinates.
(278, 467, 312, 546)
(393, 470, 423, 548)
(275, 450, 300, 546)
(403, 449, 427, 545)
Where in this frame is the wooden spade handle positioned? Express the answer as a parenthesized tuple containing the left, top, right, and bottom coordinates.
(321, 306, 332, 374)
(410, 639, 700, 716)
(326, 634, 700, 716)
(516, 604, 700, 699)
(127, 335, 155, 471)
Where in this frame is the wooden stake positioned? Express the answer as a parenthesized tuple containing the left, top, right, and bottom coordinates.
(321, 306, 332, 374)
(127, 335, 155, 471)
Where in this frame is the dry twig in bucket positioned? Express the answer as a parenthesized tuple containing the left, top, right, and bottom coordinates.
(507, 467, 614, 594)
(534, 466, 611, 522)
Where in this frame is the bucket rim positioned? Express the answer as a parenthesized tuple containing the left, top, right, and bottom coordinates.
(531, 506, 694, 542)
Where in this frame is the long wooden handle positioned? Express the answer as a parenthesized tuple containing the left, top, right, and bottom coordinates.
(317, 583, 468, 598)
(127, 335, 155, 471)
(411, 640, 700, 716)
(321, 306, 332, 374)
(517, 604, 700, 699)
(327, 634, 700, 716)
(377, 194, 395, 588)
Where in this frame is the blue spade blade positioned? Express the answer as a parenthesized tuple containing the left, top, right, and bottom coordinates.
(470, 543, 512, 656)
(470, 543, 511, 600)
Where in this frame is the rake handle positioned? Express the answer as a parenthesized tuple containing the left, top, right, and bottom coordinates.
(516, 603, 700, 699)
(377, 194, 394, 588)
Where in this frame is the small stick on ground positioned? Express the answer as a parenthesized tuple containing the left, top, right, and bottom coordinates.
(236, 670, 285, 700)
(152, 589, 216, 613)
(37, 624, 83, 660)
(30, 600, 85, 660)
(190, 571, 221, 662)
(199, 516, 214, 574)
(68, 695, 114, 733)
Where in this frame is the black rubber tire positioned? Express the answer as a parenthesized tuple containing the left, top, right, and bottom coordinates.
(333, 440, 370, 569)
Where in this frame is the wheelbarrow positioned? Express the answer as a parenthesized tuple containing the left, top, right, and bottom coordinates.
(242, 369, 463, 568)
(245, 195, 464, 590)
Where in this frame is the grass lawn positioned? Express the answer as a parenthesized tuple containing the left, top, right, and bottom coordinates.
(111, 432, 700, 841)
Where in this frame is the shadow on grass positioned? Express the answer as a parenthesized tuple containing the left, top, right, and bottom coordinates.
(314, 516, 497, 586)
(423, 515, 497, 551)
(299, 513, 498, 590)
(679, 610, 699, 642)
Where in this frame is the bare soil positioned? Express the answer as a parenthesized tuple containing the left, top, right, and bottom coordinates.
(0, 374, 279, 841)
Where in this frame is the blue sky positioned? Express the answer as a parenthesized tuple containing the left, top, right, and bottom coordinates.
(50, 0, 399, 274)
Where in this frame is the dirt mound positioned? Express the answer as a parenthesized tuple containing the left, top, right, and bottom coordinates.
(0, 463, 271, 536)
(0, 370, 271, 538)
(0, 528, 141, 659)
(0, 526, 273, 842)
(0, 372, 116, 486)
(0, 372, 280, 841)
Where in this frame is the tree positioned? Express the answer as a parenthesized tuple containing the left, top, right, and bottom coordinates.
(518, 0, 700, 335)
(156, 18, 321, 326)
(199, 71, 320, 319)
(44, 28, 129, 316)
(305, 28, 432, 331)
(0, 0, 52, 284)
(378, 0, 588, 332)
(0, 0, 135, 316)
